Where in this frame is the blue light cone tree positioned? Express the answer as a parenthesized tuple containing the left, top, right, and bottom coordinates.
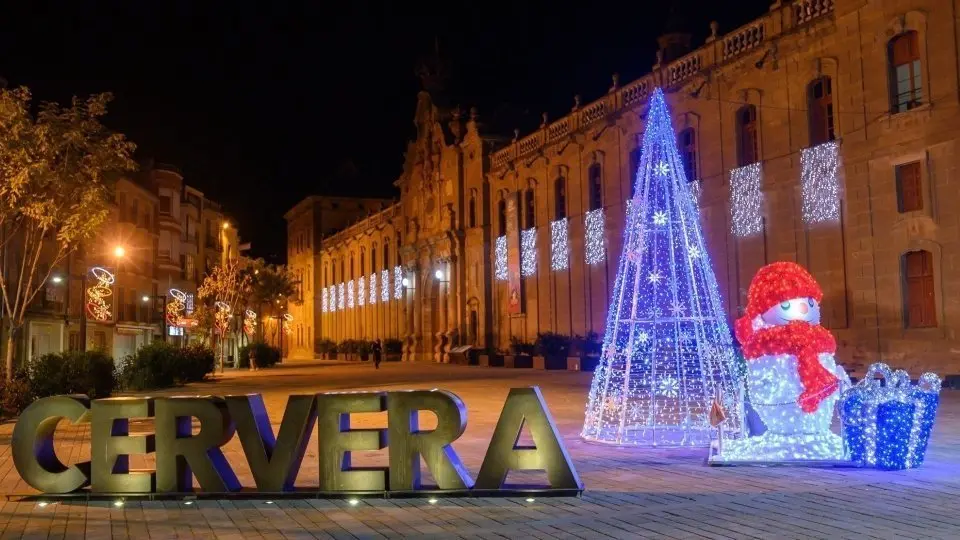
(581, 88, 744, 446)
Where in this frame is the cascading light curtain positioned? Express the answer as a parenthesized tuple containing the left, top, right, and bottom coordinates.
(581, 87, 744, 447)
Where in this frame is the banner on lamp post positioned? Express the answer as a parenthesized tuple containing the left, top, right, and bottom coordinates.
(506, 193, 522, 314)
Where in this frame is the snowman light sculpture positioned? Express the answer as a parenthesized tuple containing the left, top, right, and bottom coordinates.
(712, 261, 851, 463)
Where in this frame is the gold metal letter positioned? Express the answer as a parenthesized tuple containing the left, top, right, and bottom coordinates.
(226, 394, 317, 492)
(12, 395, 91, 493)
(316, 392, 387, 492)
(475, 387, 582, 491)
(91, 397, 156, 493)
(387, 390, 473, 490)
(155, 396, 240, 492)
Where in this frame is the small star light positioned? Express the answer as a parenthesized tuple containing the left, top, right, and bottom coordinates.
(647, 270, 662, 285)
(670, 301, 685, 317)
(658, 375, 680, 398)
(654, 161, 670, 176)
(687, 245, 701, 259)
(636, 331, 650, 344)
(652, 211, 668, 225)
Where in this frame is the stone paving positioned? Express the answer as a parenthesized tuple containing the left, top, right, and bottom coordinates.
(0, 360, 959, 538)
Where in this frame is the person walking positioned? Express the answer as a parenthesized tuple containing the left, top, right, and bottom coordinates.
(372, 339, 383, 370)
(248, 348, 258, 371)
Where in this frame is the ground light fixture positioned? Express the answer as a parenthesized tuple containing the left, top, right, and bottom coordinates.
(428, 498, 438, 504)
(525, 497, 535, 503)
(37, 501, 49, 508)
(347, 498, 359, 506)
(113, 500, 124, 508)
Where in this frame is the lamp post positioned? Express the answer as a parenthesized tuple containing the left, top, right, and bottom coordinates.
(75, 245, 125, 353)
(142, 294, 167, 343)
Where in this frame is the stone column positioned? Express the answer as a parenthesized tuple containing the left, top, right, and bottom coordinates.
(435, 266, 448, 362)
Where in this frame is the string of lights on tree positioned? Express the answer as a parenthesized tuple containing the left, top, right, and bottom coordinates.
(85, 267, 115, 322)
(800, 140, 841, 225)
(214, 301, 231, 335)
(584, 208, 606, 265)
(282, 313, 294, 335)
(495, 235, 508, 281)
(581, 87, 743, 447)
(550, 219, 569, 271)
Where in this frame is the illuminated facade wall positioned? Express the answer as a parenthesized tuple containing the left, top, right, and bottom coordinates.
(296, 1, 960, 373)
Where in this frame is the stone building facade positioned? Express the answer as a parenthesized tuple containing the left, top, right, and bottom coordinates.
(295, 0, 960, 374)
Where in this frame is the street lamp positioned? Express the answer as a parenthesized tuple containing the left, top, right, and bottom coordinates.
(113, 246, 126, 258)
(142, 294, 168, 342)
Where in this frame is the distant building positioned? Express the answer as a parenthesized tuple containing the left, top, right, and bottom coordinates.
(291, 0, 960, 374)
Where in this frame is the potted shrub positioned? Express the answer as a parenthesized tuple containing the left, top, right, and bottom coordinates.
(357, 341, 372, 361)
(534, 332, 571, 370)
(384, 338, 403, 362)
(339, 340, 356, 361)
(327, 340, 339, 360)
(507, 337, 534, 368)
(580, 331, 603, 372)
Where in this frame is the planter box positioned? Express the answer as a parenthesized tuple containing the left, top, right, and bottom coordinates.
(533, 356, 545, 370)
(580, 356, 600, 372)
(360, 353, 370, 362)
(545, 355, 567, 370)
(506, 355, 533, 368)
(567, 357, 581, 371)
(479, 354, 491, 367)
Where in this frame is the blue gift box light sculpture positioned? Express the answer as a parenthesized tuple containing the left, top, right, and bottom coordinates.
(839, 363, 941, 470)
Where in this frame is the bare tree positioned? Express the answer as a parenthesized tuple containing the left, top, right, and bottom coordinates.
(0, 88, 136, 378)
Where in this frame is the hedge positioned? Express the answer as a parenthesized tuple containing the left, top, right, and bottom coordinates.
(237, 342, 281, 369)
(117, 342, 215, 391)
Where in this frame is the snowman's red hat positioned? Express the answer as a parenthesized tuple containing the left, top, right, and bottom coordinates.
(744, 261, 822, 321)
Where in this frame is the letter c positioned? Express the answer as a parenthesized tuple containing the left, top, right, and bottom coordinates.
(12, 395, 91, 493)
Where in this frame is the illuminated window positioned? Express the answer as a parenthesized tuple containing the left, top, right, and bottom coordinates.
(588, 162, 602, 211)
(524, 189, 535, 229)
(903, 250, 936, 328)
(679, 128, 697, 182)
(889, 31, 922, 113)
(554, 176, 567, 219)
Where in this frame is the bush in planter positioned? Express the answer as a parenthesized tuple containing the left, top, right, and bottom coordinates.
(357, 340, 373, 361)
(28, 350, 117, 399)
(509, 336, 535, 356)
(238, 342, 281, 369)
(316, 339, 337, 358)
(535, 332, 571, 370)
(176, 345, 216, 382)
(383, 338, 403, 360)
(339, 339, 359, 359)
(118, 342, 179, 390)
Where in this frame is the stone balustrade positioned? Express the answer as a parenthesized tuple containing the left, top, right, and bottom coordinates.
(488, 1, 836, 172)
(322, 203, 401, 249)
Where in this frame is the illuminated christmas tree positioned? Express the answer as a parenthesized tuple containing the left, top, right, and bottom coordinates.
(581, 88, 743, 446)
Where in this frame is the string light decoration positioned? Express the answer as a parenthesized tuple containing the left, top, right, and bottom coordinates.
(337, 283, 345, 310)
(282, 313, 294, 335)
(581, 87, 743, 447)
(550, 219, 569, 271)
(328, 286, 337, 312)
(322, 287, 329, 313)
(381, 269, 390, 303)
(584, 208, 605, 265)
(166, 288, 187, 327)
(347, 280, 355, 309)
(521, 228, 537, 277)
(711, 261, 852, 463)
(369, 273, 377, 304)
(214, 301, 232, 335)
(729, 162, 763, 237)
(357, 276, 365, 307)
(85, 267, 115, 321)
(243, 309, 257, 337)
(800, 140, 841, 225)
(495, 235, 508, 281)
(840, 363, 941, 470)
(393, 266, 402, 300)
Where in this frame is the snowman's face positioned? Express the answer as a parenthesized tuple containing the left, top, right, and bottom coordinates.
(760, 297, 820, 326)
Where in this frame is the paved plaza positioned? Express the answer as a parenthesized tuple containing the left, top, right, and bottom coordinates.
(0, 360, 958, 538)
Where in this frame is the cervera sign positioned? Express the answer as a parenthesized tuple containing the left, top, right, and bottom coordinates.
(14, 387, 582, 495)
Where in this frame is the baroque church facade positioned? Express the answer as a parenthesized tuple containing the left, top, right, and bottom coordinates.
(288, 0, 960, 374)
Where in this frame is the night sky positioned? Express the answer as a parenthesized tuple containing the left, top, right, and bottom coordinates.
(0, 0, 769, 263)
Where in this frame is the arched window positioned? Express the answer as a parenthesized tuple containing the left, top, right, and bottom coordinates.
(903, 250, 936, 328)
(588, 162, 602, 211)
(808, 77, 835, 145)
(468, 194, 477, 228)
(383, 241, 390, 269)
(736, 105, 759, 167)
(524, 189, 535, 229)
(889, 31, 922, 113)
(497, 198, 507, 236)
(554, 176, 567, 219)
(679, 128, 697, 181)
(628, 146, 642, 198)
(359, 249, 365, 275)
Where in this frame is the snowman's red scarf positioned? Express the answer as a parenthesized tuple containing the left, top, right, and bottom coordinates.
(734, 318, 838, 413)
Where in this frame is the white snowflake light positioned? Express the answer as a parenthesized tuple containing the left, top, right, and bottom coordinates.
(381, 269, 390, 303)
(521, 228, 537, 277)
(393, 266, 403, 300)
(584, 208, 605, 265)
(322, 287, 329, 313)
(495, 235, 508, 281)
(357, 276, 365, 307)
(369, 273, 377, 304)
(801, 140, 841, 225)
(551, 218, 569, 271)
(730, 162, 764, 237)
(337, 283, 345, 310)
(687, 245, 701, 259)
(581, 87, 743, 447)
(346, 280, 355, 309)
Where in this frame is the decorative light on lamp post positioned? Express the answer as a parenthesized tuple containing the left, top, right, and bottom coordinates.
(113, 246, 126, 258)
